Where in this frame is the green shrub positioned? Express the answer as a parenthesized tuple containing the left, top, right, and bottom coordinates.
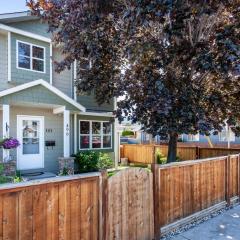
(156, 149, 167, 164)
(74, 151, 99, 173)
(97, 153, 114, 170)
(122, 130, 135, 137)
(74, 151, 114, 173)
(0, 163, 12, 184)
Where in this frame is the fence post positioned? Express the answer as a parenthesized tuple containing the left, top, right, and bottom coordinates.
(151, 164, 161, 239)
(225, 156, 231, 207)
(238, 154, 240, 202)
(152, 145, 156, 163)
(196, 146, 200, 159)
(100, 170, 108, 240)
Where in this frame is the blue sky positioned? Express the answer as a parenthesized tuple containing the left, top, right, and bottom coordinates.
(0, 0, 28, 14)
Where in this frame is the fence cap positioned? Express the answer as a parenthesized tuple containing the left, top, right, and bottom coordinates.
(0, 172, 101, 191)
(158, 155, 233, 169)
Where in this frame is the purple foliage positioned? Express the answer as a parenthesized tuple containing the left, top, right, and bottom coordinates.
(2, 138, 20, 149)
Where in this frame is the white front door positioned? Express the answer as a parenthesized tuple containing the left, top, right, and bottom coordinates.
(17, 116, 44, 170)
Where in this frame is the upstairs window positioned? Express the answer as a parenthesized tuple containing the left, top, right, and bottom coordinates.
(79, 121, 112, 150)
(17, 41, 45, 73)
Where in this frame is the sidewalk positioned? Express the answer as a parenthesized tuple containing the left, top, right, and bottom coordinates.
(170, 205, 240, 240)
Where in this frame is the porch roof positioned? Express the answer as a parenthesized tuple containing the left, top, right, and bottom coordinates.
(0, 79, 86, 112)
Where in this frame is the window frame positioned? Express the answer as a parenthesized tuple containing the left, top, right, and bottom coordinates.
(16, 40, 46, 73)
(79, 120, 112, 150)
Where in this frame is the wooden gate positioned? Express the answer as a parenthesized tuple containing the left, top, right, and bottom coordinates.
(104, 168, 154, 240)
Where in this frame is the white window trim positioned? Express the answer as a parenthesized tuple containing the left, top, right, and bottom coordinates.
(79, 120, 112, 150)
(187, 133, 200, 142)
(16, 40, 46, 73)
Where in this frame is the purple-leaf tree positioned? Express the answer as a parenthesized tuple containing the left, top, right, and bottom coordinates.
(28, 0, 240, 162)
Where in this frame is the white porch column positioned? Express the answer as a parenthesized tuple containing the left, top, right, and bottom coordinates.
(114, 119, 119, 169)
(2, 105, 10, 161)
(63, 110, 70, 157)
(74, 113, 78, 154)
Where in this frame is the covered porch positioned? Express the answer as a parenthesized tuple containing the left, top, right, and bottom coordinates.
(0, 79, 85, 173)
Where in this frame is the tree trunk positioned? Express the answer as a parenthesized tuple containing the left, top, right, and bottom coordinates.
(167, 133, 178, 163)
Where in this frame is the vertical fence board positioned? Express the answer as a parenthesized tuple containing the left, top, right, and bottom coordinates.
(33, 185, 47, 240)
(3, 193, 18, 240)
(46, 184, 59, 240)
(80, 180, 92, 240)
(0, 195, 2, 240)
(19, 188, 33, 240)
(70, 181, 81, 240)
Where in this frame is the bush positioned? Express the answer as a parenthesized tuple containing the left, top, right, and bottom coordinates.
(122, 130, 135, 137)
(0, 163, 12, 184)
(74, 151, 99, 173)
(74, 151, 114, 173)
(97, 153, 114, 170)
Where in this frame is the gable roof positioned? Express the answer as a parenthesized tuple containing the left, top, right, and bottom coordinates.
(0, 79, 86, 112)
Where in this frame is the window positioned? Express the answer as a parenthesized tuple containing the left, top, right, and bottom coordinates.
(79, 121, 112, 150)
(17, 41, 45, 73)
(219, 127, 235, 142)
(187, 133, 200, 141)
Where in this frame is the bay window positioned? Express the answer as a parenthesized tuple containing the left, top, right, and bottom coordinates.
(79, 121, 112, 150)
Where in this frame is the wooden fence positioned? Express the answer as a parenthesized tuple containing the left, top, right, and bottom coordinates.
(0, 169, 154, 240)
(0, 174, 100, 240)
(103, 168, 154, 240)
(0, 154, 239, 240)
(121, 144, 240, 163)
(152, 154, 240, 237)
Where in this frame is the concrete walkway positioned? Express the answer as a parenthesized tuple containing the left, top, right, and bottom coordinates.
(170, 205, 240, 240)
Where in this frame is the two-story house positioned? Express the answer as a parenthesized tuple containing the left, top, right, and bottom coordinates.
(0, 11, 117, 173)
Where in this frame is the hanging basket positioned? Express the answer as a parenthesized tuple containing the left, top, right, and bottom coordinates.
(1, 138, 20, 150)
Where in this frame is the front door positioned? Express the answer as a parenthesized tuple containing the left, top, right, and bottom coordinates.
(17, 116, 44, 170)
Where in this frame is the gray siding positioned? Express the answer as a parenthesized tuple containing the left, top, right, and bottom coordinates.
(0, 20, 115, 111)
(0, 106, 63, 173)
(77, 95, 114, 112)
(52, 48, 72, 97)
(8, 20, 51, 38)
(11, 33, 51, 84)
(0, 85, 79, 111)
(0, 33, 15, 91)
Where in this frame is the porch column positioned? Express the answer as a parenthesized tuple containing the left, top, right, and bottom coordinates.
(74, 113, 78, 154)
(2, 105, 10, 161)
(63, 110, 70, 157)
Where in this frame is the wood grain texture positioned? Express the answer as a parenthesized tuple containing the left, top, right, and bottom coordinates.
(0, 176, 99, 240)
(156, 157, 230, 227)
(105, 168, 154, 240)
(121, 144, 240, 163)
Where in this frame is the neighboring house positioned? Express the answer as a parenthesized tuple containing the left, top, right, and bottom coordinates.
(181, 126, 240, 145)
(0, 11, 117, 173)
(117, 121, 142, 144)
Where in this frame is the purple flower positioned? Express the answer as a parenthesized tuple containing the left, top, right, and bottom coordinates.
(2, 138, 20, 149)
